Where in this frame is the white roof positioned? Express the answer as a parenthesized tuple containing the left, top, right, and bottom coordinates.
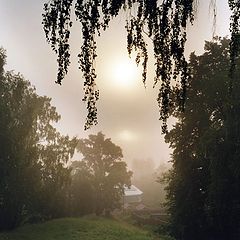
(124, 185, 143, 197)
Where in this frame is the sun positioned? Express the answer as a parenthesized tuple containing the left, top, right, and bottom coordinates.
(110, 57, 140, 88)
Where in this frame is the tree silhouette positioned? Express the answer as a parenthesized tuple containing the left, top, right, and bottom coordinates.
(76, 132, 132, 216)
(0, 49, 77, 230)
(165, 37, 240, 240)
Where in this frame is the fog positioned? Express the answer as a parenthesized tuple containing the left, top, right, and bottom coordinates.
(0, 0, 230, 167)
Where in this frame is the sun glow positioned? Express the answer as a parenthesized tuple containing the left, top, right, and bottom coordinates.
(109, 57, 140, 88)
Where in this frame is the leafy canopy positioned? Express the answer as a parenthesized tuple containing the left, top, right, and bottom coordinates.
(164, 37, 240, 240)
(0, 48, 77, 229)
(75, 132, 132, 215)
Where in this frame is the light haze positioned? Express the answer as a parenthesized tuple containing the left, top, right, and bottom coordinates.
(0, 0, 230, 167)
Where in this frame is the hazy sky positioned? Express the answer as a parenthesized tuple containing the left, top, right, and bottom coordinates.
(0, 1, 231, 168)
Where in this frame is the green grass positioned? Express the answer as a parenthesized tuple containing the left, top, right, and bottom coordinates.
(0, 216, 167, 240)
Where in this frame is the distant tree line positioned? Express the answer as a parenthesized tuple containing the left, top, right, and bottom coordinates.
(164, 38, 240, 240)
(0, 49, 131, 230)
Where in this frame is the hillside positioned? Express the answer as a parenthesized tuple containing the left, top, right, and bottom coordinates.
(0, 216, 167, 240)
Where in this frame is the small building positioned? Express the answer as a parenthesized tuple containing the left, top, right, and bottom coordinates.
(123, 185, 143, 209)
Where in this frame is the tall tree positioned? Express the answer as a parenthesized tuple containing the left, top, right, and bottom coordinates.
(42, 0, 240, 131)
(0, 49, 76, 230)
(164, 37, 240, 240)
(76, 132, 132, 216)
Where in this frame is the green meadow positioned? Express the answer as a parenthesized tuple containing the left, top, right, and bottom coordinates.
(0, 216, 170, 240)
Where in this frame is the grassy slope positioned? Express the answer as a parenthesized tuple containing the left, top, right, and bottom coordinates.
(0, 216, 164, 240)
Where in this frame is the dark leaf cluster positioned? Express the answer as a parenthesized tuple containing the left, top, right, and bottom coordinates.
(0, 50, 77, 230)
(164, 38, 240, 240)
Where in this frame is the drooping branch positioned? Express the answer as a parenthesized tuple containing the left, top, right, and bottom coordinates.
(42, 0, 240, 132)
(228, 0, 240, 84)
(43, 0, 73, 84)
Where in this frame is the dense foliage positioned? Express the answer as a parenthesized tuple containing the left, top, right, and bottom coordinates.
(165, 38, 240, 240)
(0, 49, 77, 230)
(71, 132, 132, 216)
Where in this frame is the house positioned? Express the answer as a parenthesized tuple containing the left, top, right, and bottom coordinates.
(123, 185, 143, 209)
